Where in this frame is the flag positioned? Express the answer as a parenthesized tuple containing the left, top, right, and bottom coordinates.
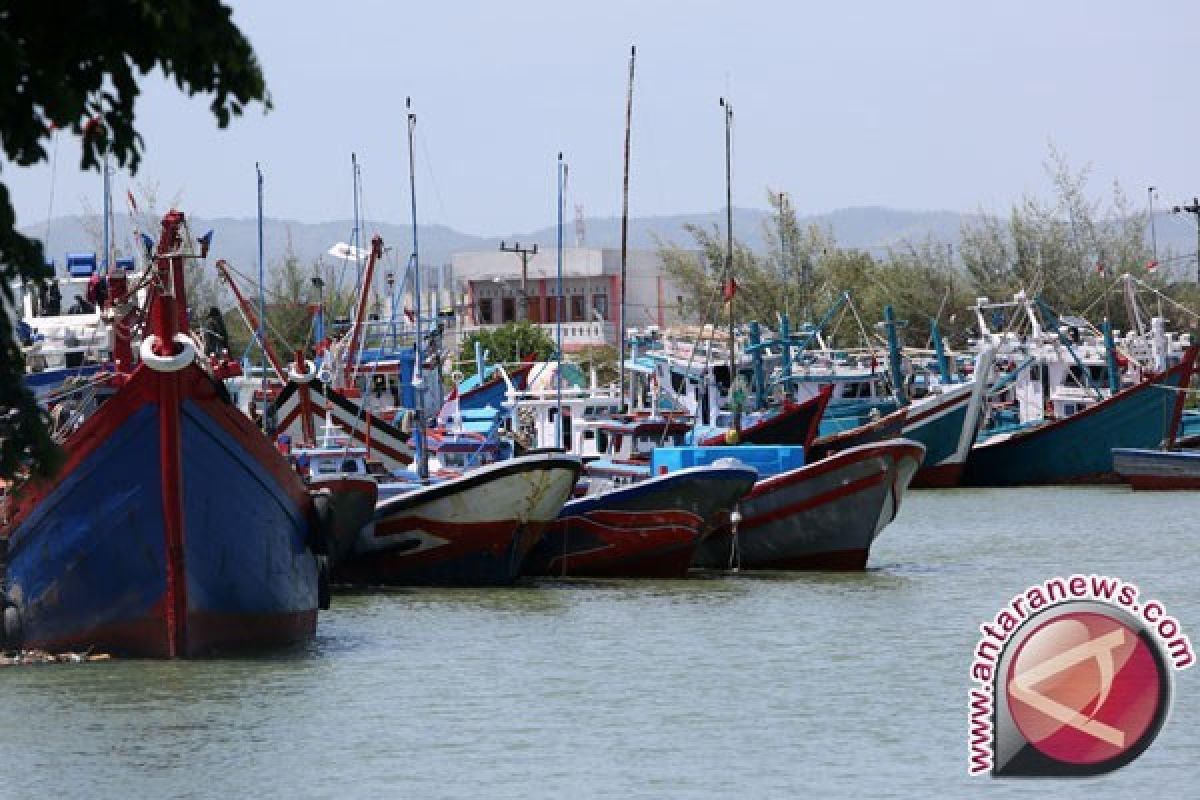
(1095, 261, 1106, 275)
(140, 233, 155, 258)
(404, 307, 415, 323)
(723, 278, 738, 302)
(126, 190, 138, 212)
(1146, 259, 1159, 273)
(197, 230, 214, 258)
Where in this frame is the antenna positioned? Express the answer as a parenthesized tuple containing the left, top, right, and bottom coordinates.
(574, 204, 585, 248)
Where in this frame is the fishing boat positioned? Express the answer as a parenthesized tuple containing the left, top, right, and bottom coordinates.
(521, 419, 758, 578)
(961, 347, 1197, 486)
(695, 387, 830, 448)
(332, 451, 581, 586)
(659, 440, 925, 571)
(290, 414, 380, 567)
(806, 406, 907, 461)
(1113, 447, 1200, 489)
(0, 210, 321, 657)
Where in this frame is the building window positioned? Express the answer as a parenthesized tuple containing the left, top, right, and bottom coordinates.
(592, 294, 608, 321)
(570, 294, 585, 321)
(478, 298, 494, 324)
(502, 296, 516, 323)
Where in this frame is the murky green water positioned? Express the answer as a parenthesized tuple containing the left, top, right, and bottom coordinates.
(2, 486, 1196, 798)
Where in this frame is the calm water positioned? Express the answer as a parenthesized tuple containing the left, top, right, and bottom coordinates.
(1, 487, 1196, 798)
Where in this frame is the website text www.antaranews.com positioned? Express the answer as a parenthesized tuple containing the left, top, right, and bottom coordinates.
(967, 574, 1193, 775)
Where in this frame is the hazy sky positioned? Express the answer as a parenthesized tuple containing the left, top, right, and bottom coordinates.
(6, 0, 1200, 239)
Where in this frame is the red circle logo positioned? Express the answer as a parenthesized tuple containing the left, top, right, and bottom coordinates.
(1005, 610, 1164, 766)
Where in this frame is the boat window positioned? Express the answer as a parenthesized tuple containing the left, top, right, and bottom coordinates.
(583, 430, 595, 440)
(596, 430, 609, 452)
(341, 459, 359, 473)
(1030, 364, 1041, 381)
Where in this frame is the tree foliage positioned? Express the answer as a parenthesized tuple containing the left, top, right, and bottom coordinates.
(455, 321, 557, 378)
(0, 0, 269, 477)
(662, 153, 1178, 353)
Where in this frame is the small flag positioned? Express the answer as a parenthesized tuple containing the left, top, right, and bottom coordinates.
(126, 190, 138, 212)
(140, 233, 155, 259)
(723, 278, 738, 302)
(197, 230, 214, 258)
(1146, 259, 1159, 273)
(404, 307, 415, 323)
(1095, 261, 1106, 275)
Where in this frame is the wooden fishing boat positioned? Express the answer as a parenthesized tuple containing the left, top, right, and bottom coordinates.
(665, 440, 925, 571)
(332, 452, 581, 586)
(0, 211, 321, 657)
(1113, 447, 1200, 490)
(961, 347, 1197, 486)
(523, 463, 758, 579)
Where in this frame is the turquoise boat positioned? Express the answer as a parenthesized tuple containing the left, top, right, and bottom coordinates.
(961, 347, 1197, 486)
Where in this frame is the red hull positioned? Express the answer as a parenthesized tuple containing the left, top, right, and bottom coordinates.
(1127, 474, 1200, 490)
(910, 462, 963, 489)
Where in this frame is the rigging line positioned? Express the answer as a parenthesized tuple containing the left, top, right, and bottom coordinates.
(671, 280, 724, 447)
(1125, 275, 1200, 321)
(44, 129, 60, 256)
(417, 127, 451, 230)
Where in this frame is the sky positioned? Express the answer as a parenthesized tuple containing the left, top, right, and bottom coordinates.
(5, 0, 1200, 239)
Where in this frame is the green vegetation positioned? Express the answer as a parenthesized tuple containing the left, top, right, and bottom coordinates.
(455, 321, 558, 378)
(661, 151, 1192, 351)
(0, 0, 268, 478)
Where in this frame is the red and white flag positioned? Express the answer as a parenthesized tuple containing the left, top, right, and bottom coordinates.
(1146, 259, 1159, 273)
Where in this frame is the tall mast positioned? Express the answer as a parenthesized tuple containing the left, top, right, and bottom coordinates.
(721, 97, 736, 414)
(556, 152, 565, 448)
(407, 97, 428, 481)
(101, 152, 112, 271)
(256, 162, 267, 402)
(618, 45, 636, 411)
(352, 152, 363, 295)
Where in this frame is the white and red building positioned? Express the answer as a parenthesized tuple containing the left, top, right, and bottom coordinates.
(451, 247, 694, 352)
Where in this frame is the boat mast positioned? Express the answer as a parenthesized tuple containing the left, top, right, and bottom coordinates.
(256, 162, 267, 413)
(556, 152, 566, 449)
(721, 97, 738, 426)
(352, 152, 363, 296)
(407, 97, 429, 481)
(618, 45, 636, 412)
(102, 151, 112, 271)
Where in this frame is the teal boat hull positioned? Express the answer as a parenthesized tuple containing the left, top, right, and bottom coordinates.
(961, 351, 1195, 486)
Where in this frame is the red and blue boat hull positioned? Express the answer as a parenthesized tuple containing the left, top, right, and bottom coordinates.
(333, 453, 581, 587)
(523, 464, 759, 579)
(2, 364, 319, 657)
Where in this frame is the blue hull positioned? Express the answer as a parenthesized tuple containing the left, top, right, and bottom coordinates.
(962, 354, 1195, 486)
(523, 465, 758, 578)
(3, 365, 318, 657)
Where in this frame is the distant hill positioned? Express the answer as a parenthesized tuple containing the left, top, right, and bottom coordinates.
(21, 205, 1193, 284)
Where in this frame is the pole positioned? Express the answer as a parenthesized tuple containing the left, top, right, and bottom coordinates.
(352, 153, 363, 295)
(407, 98, 428, 480)
(102, 152, 111, 271)
(1148, 186, 1158, 263)
(256, 163, 267, 407)
(721, 97, 737, 424)
(556, 153, 565, 449)
(1177, 198, 1200, 284)
(499, 241, 538, 320)
(618, 44, 636, 411)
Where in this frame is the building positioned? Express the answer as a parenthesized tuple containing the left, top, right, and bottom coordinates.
(451, 247, 694, 352)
